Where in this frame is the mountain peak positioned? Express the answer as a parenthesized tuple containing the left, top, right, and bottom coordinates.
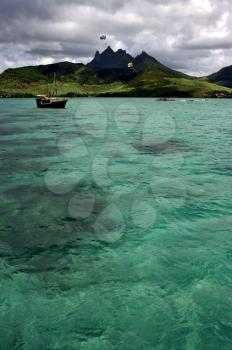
(117, 48, 126, 54)
(87, 47, 133, 70)
(136, 51, 158, 62)
(105, 45, 114, 52)
(134, 51, 160, 70)
(140, 51, 150, 58)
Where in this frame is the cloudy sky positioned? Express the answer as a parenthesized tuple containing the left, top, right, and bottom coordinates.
(0, 0, 231, 76)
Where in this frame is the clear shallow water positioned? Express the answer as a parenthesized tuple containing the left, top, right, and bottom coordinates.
(0, 98, 232, 349)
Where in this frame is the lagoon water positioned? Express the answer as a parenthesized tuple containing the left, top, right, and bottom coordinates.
(1, 98, 232, 349)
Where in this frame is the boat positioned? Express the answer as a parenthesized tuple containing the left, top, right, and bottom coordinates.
(36, 95, 68, 108)
(157, 97, 176, 101)
(35, 73, 68, 108)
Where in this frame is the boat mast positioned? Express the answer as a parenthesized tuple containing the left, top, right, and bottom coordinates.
(46, 79, 49, 96)
(53, 72, 58, 96)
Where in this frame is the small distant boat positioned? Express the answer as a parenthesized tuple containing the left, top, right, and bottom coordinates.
(36, 95, 68, 108)
(35, 73, 68, 109)
(157, 97, 176, 101)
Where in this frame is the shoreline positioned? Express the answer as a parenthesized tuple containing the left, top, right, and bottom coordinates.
(0, 95, 231, 99)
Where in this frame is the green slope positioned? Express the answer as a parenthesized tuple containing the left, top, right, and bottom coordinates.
(207, 65, 232, 88)
(0, 56, 231, 97)
(123, 52, 231, 97)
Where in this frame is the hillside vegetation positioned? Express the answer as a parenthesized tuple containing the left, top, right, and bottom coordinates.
(0, 48, 231, 97)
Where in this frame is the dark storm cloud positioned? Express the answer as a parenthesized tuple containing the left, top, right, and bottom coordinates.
(0, 0, 232, 75)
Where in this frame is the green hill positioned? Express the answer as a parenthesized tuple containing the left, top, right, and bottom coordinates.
(207, 65, 232, 88)
(0, 48, 231, 97)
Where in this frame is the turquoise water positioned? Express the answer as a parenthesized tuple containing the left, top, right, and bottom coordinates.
(1, 98, 232, 349)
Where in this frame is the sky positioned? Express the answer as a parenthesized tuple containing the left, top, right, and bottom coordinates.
(0, 0, 231, 76)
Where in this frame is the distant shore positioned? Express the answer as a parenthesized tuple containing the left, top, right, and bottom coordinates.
(1, 93, 232, 99)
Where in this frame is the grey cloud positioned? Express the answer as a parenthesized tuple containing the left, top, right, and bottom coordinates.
(178, 38, 232, 51)
(0, 0, 232, 75)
